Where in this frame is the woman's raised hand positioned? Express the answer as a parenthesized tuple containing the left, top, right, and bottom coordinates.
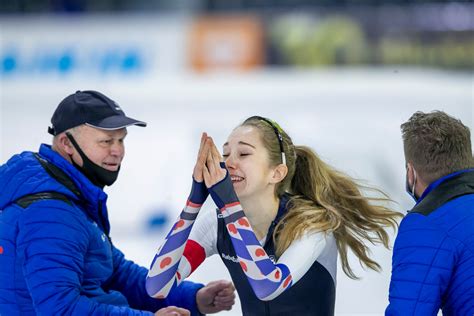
(193, 132, 210, 183)
(203, 136, 227, 188)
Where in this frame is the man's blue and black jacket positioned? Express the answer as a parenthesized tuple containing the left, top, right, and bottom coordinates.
(0, 144, 203, 315)
(386, 169, 474, 316)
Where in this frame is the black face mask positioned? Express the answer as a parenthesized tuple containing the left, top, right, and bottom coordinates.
(66, 133, 120, 188)
(405, 167, 419, 202)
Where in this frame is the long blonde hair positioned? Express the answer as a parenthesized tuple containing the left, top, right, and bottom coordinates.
(241, 116, 402, 279)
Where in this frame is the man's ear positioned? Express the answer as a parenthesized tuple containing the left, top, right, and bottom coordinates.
(406, 162, 416, 185)
(57, 133, 75, 155)
(270, 164, 288, 184)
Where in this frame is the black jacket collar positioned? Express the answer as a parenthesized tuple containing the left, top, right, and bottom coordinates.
(410, 170, 474, 216)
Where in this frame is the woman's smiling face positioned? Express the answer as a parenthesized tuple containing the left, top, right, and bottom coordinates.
(223, 125, 275, 200)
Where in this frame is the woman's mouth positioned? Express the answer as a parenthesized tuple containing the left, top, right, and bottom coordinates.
(230, 175, 245, 183)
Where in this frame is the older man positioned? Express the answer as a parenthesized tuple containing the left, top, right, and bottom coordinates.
(0, 90, 235, 315)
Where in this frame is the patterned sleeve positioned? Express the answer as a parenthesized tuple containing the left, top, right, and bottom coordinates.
(208, 172, 328, 301)
(188, 205, 219, 258)
(146, 179, 209, 299)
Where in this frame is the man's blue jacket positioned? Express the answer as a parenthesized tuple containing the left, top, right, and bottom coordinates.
(0, 144, 203, 315)
(386, 169, 474, 315)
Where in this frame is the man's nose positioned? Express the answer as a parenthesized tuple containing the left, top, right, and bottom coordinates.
(110, 142, 124, 157)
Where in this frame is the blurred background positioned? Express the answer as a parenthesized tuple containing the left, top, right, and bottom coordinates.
(1, 1, 473, 315)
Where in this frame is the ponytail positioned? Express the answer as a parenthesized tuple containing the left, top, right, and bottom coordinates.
(274, 145, 401, 279)
(239, 116, 401, 279)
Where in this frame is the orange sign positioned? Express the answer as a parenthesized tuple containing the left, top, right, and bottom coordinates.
(188, 15, 265, 72)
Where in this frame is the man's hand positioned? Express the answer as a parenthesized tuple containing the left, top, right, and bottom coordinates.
(196, 280, 236, 314)
(154, 306, 190, 316)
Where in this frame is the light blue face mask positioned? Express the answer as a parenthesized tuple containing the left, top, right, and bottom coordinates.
(405, 167, 418, 202)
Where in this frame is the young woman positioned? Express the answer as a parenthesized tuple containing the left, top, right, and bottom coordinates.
(146, 116, 402, 315)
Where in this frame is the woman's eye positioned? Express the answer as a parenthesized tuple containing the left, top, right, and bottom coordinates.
(222, 154, 229, 159)
(240, 153, 250, 157)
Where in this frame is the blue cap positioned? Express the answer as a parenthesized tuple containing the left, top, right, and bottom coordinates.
(48, 90, 146, 136)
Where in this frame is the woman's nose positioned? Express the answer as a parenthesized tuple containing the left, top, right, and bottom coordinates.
(225, 156, 236, 169)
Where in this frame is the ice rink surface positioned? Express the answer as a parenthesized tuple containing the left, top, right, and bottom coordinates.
(1, 68, 472, 315)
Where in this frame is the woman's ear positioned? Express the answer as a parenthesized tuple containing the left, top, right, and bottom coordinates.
(270, 164, 288, 184)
